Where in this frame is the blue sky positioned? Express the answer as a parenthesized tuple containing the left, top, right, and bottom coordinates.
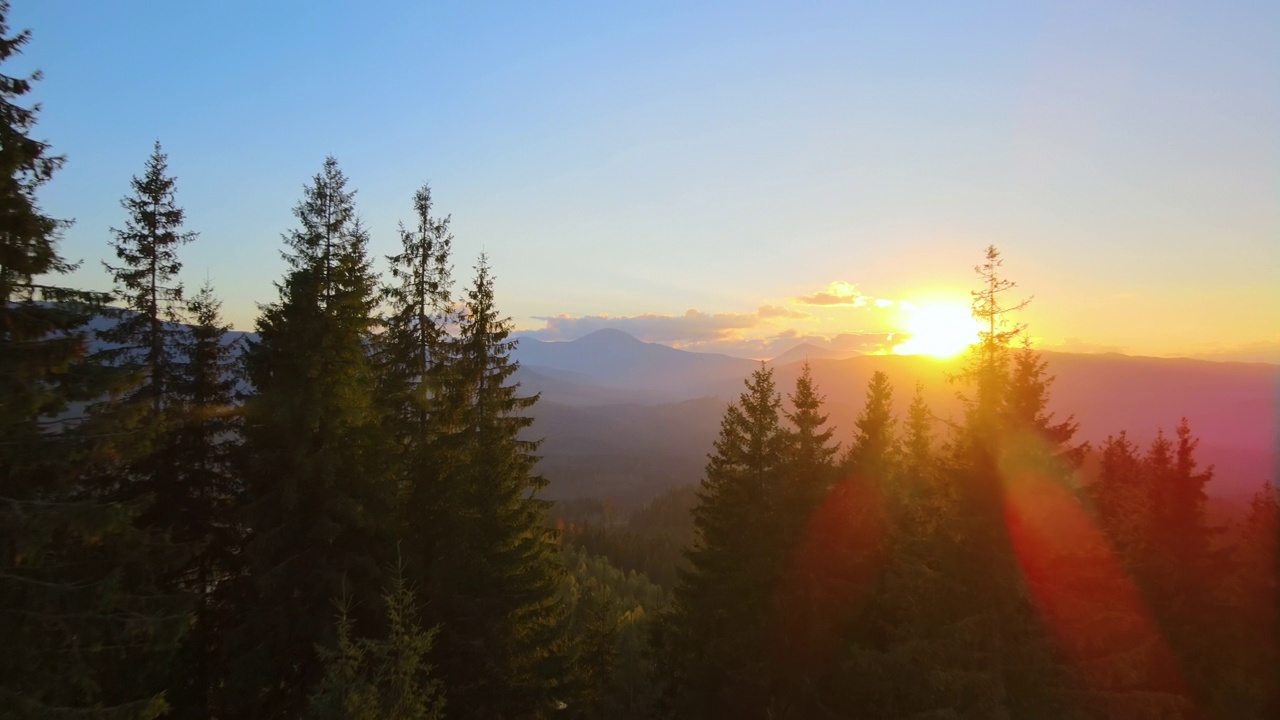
(14, 1, 1280, 359)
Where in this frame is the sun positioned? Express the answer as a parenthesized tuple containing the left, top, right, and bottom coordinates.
(893, 304, 981, 358)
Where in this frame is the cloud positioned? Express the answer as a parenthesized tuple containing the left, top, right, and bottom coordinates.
(680, 329, 903, 359)
(519, 304, 812, 345)
(757, 304, 810, 320)
(874, 298, 895, 308)
(794, 281, 871, 307)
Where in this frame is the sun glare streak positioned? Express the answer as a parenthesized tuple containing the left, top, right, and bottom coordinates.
(1000, 432, 1190, 714)
(779, 473, 889, 673)
(894, 304, 981, 358)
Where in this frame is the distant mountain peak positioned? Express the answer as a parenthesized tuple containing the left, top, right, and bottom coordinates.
(768, 342, 847, 365)
(572, 328, 645, 346)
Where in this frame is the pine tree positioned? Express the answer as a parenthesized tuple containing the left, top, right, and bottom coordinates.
(429, 255, 569, 719)
(0, 5, 181, 715)
(783, 361, 839, 496)
(1092, 431, 1149, 562)
(657, 363, 791, 718)
(780, 361, 839, 572)
(1232, 483, 1278, 715)
(1147, 419, 1228, 707)
(376, 183, 455, 600)
(310, 562, 446, 720)
(930, 247, 1074, 716)
(164, 281, 243, 718)
(98, 140, 195, 411)
(378, 182, 454, 430)
(1003, 339, 1086, 469)
(1163, 418, 1214, 580)
(845, 370, 897, 482)
(964, 244, 1030, 433)
(773, 363, 841, 705)
(900, 383, 934, 479)
(230, 158, 391, 718)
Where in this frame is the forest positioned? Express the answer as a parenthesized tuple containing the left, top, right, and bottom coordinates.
(2, 5, 1278, 719)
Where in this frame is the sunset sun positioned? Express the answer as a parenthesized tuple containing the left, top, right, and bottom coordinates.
(894, 304, 981, 358)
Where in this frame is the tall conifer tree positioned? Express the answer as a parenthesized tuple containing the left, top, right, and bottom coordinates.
(165, 281, 243, 719)
(783, 362, 839, 496)
(231, 157, 391, 718)
(98, 141, 195, 411)
(658, 364, 791, 718)
(429, 255, 569, 719)
(845, 370, 897, 481)
(0, 5, 181, 715)
(376, 183, 455, 588)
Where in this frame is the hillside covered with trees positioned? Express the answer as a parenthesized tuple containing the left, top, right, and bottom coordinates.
(2, 5, 1277, 718)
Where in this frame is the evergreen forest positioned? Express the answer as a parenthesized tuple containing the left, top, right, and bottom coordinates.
(2, 6, 1277, 718)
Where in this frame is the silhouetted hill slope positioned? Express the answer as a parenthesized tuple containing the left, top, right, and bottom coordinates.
(529, 398, 726, 506)
(766, 342, 852, 366)
(515, 332, 1276, 502)
(513, 329, 754, 401)
(76, 314, 1274, 505)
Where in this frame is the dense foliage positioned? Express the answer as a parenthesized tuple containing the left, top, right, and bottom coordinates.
(2, 6, 1277, 718)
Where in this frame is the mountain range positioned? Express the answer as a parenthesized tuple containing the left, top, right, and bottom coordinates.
(514, 330, 1278, 507)
(80, 311, 1276, 508)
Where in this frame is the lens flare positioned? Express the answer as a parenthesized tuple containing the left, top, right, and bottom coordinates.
(999, 431, 1190, 713)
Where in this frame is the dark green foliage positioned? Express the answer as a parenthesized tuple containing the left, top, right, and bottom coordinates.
(559, 545, 667, 719)
(775, 366, 857, 713)
(98, 141, 195, 411)
(562, 485, 697, 589)
(1229, 484, 1278, 715)
(379, 183, 453, 403)
(822, 247, 1081, 719)
(374, 183, 455, 653)
(844, 369, 897, 481)
(376, 182, 454, 453)
(310, 562, 446, 720)
(163, 281, 244, 718)
(658, 364, 793, 717)
(0, 5, 184, 715)
(782, 362, 839, 534)
(427, 255, 570, 719)
(0, 28, 1272, 714)
(230, 158, 391, 718)
(1092, 432, 1149, 562)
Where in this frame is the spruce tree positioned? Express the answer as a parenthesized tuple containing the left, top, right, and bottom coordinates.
(657, 364, 791, 718)
(778, 365, 887, 714)
(429, 255, 569, 719)
(165, 281, 243, 719)
(844, 370, 897, 481)
(230, 157, 391, 718)
(1003, 340, 1085, 469)
(1144, 419, 1226, 706)
(933, 247, 1072, 716)
(0, 5, 182, 715)
(900, 383, 934, 479)
(376, 183, 455, 595)
(378, 182, 454, 430)
(98, 140, 195, 410)
(964, 244, 1030, 434)
(310, 561, 446, 720)
(1232, 483, 1278, 715)
(1093, 431, 1150, 562)
(783, 361, 839, 495)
